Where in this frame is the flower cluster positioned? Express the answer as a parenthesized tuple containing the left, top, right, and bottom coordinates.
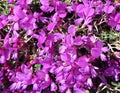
(0, 0, 120, 93)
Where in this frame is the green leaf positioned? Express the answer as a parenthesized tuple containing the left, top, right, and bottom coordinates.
(0, 1, 10, 15)
(106, 90, 110, 93)
(34, 64, 41, 70)
(109, 34, 116, 40)
(111, 82, 120, 88)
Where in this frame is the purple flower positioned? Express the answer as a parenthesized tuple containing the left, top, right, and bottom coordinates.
(84, 7, 94, 18)
(51, 82, 58, 91)
(74, 87, 86, 93)
(0, 0, 120, 92)
(41, 6, 54, 12)
(103, 5, 114, 14)
(66, 88, 72, 93)
(47, 22, 56, 31)
(55, 1, 67, 18)
(76, 4, 84, 15)
(7, 0, 14, 3)
(40, 0, 54, 12)
(64, 35, 74, 47)
(9, 64, 32, 91)
(13, 22, 19, 30)
(86, 78, 93, 88)
(68, 25, 76, 36)
(0, 49, 6, 64)
(59, 45, 67, 54)
(15, 65, 32, 82)
(74, 36, 83, 46)
(76, 4, 94, 18)
(104, 67, 115, 76)
(32, 30, 46, 48)
(16, 0, 32, 5)
(104, 66, 120, 81)
(60, 47, 77, 64)
(91, 48, 102, 58)
(76, 56, 89, 68)
(108, 13, 120, 31)
(40, 0, 49, 6)
(74, 18, 83, 25)
(51, 13, 60, 23)
(36, 70, 46, 80)
(76, 4, 94, 27)
(19, 14, 37, 34)
(91, 41, 109, 60)
(0, 15, 8, 29)
(13, 6, 26, 19)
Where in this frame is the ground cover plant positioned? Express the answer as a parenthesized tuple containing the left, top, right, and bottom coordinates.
(0, 0, 120, 93)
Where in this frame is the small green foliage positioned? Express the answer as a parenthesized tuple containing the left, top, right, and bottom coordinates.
(0, 1, 10, 15)
(30, 0, 40, 12)
(32, 0, 40, 5)
(111, 82, 120, 93)
(100, 30, 120, 43)
(106, 90, 110, 93)
(100, 31, 108, 41)
(34, 64, 41, 70)
(108, 32, 117, 40)
(111, 82, 120, 88)
(64, 0, 73, 4)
